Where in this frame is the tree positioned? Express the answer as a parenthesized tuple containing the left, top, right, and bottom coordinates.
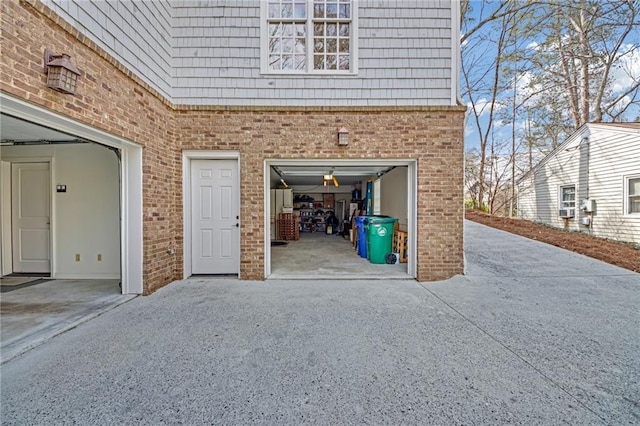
(462, 0, 525, 210)
(461, 0, 640, 214)
(518, 0, 639, 136)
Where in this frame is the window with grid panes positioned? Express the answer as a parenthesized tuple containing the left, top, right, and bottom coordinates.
(265, 0, 354, 73)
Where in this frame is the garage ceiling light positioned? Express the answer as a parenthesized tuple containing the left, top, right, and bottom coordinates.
(323, 174, 339, 187)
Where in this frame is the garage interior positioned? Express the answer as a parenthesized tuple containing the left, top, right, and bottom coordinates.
(0, 113, 130, 361)
(268, 162, 412, 279)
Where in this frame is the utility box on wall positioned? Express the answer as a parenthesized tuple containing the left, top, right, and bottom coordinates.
(580, 199, 596, 213)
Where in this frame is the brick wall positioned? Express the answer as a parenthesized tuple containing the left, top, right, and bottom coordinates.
(176, 107, 466, 281)
(1, 0, 465, 291)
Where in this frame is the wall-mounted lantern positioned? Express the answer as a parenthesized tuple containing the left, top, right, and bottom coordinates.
(338, 127, 349, 146)
(44, 49, 82, 95)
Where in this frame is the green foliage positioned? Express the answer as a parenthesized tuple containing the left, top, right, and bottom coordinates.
(465, 199, 489, 213)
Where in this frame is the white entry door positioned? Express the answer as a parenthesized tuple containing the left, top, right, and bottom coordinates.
(11, 162, 51, 273)
(191, 159, 239, 274)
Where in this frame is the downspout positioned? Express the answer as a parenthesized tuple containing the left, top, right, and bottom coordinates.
(580, 136, 592, 232)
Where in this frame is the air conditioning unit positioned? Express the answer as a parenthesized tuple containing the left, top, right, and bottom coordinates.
(559, 208, 574, 218)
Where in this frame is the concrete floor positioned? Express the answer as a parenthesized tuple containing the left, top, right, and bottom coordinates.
(1, 279, 135, 363)
(270, 231, 409, 278)
(0, 232, 405, 364)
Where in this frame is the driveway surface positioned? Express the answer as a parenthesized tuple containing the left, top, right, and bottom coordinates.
(1, 221, 639, 424)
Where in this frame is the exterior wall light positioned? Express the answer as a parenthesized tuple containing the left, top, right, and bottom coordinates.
(44, 49, 82, 95)
(338, 127, 349, 146)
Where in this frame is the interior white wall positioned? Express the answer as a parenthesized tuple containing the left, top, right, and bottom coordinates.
(1, 144, 120, 279)
(380, 167, 408, 230)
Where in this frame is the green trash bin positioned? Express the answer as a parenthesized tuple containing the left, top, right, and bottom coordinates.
(366, 217, 398, 264)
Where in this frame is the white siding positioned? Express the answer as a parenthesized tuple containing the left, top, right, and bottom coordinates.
(516, 175, 537, 221)
(43, 0, 457, 107)
(518, 124, 640, 244)
(586, 125, 640, 244)
(43, 0, 173, 100)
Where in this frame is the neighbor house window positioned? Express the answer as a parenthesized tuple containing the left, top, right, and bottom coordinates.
(626, 176, 640, 214)
(559, 185, 576, 217)
(263, 0, 356, 73)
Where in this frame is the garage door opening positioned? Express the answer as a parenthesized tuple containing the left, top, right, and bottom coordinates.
(265, 159, 416, 279)
(1, 115, 120, 287)
(1, 93, 142, 295)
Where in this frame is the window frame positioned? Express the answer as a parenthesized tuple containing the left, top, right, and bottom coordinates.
(558, 184, 576, 218)
(624, 175, 640, 216)
(260, 0, 358, 75)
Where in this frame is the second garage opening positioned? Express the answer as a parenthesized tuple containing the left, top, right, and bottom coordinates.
(265, 160, 415, 279)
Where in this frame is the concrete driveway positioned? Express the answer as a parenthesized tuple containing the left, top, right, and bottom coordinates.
(1, 221, 639, 424)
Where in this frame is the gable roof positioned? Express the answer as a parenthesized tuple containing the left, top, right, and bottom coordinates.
(590, 122, 640, 130)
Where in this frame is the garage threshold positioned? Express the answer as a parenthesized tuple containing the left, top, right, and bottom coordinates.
(267, 274, 412, 280)
(269, 232, 411, 279)
(1, 279, 136, 364)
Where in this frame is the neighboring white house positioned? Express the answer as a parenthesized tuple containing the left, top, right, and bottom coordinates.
(517, 123, 640, 245)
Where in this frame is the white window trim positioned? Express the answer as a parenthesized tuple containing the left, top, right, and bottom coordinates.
(624, 174, 640, 216)
(558, 184, 576, 218)
(260, 0, 359, 75)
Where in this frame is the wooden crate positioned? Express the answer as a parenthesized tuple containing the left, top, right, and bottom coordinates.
(277, 213, 299, 240)
(393, 230, 408, 263)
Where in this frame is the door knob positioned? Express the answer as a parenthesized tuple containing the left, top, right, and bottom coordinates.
(235, 223, 239, 227)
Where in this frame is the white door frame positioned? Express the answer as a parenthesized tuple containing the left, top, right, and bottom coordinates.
(182, 150, 241, 279)
(0, 93, 144, 294)
(263, 158, 417, 279)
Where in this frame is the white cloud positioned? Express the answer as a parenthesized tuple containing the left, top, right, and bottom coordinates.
(526, 41, 540, 50)
(609, 45, 640, 94)
(467, 98, 505, 117)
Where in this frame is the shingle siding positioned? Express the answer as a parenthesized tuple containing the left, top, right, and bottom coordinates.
(43, 0, 173, 99)
(43, 0, 456, 106)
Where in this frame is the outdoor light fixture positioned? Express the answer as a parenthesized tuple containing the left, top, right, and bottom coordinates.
(338, 127, 349, 146)
(44, 49, 82, 94)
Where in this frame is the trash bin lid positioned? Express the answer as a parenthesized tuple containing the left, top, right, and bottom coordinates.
(354, 216, 370, 225)
(363, 215, 390, 224)
(366, 217, 397, 224)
